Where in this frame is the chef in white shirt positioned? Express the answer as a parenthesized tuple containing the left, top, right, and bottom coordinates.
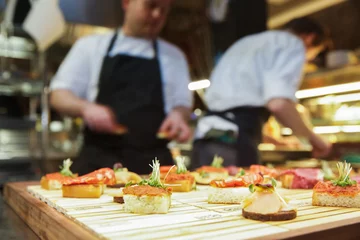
(50, 0, 192, 174)
(192, 17, 331, 168)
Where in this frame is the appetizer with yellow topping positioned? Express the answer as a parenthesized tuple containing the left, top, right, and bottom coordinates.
(192, 155, 229, 185)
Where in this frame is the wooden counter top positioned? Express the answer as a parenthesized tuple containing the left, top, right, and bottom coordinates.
(4, 181, 360, 240)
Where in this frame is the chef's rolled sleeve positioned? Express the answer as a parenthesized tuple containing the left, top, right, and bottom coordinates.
(50, 38, 91, 99)
(263, 40, 305, 103)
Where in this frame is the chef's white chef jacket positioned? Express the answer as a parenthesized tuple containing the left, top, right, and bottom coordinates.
(195, 30, 306, 139)
(50, 30, 192, 114)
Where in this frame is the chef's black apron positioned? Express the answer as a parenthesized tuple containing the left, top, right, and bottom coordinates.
(191, 107, 270, 169)
(73, 32, 173, 175)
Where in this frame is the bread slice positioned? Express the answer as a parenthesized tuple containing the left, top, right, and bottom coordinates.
(62, 184, 105, 198)
(278, 174, 294, 189)
(123, 185, 172, 214)
(312, 181, 360, 208)
(242, 209, 297, 221)
(164, 173, 195, 192)
(113, 196, 124, 203)
(165, 179, 194, 192)
(208, 187, 249, 204)
(40, 176, 62, 190)
(312, 191, 360, 208)
(40, 173, 79, 190)
(123, 195, 171, 214)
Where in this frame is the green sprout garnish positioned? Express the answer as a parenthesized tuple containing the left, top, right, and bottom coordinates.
(175, 157, 187, 174)
(125, 181, 134, 187)
(200, 171, 209, 178)
(211, 155, 224, 168)
(59, 159, 74, 177)
(331, 161, 357, 187)
(249, 184, 255, 193)
(238, 169, 246, 176)
(271, 178, 277, 187)
(138, 158, 165, 188)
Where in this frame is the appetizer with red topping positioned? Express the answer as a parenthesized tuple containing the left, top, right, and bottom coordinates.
(208, 173, 264, 204)
(242, 179, 297, 221)
(192, 155, 229, 185)
(313, 161, 360, 208)
(40, 159, 77, 190)
(123, 159, 172, 214)
(62, 168, 116, 198)
(163, 157, 195, 192)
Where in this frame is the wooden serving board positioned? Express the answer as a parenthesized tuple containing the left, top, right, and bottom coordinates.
(4, 182, 360, 240)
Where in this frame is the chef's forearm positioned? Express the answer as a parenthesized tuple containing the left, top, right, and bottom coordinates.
(50, 89, 90, 117)
(267, 98, 313, 139)
(171, 106, 191, 121)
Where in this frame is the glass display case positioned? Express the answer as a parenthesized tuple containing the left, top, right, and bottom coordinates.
(296, 64, 360, 162)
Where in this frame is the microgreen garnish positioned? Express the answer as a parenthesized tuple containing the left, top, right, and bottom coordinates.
(200, 171, 209, 178)
(138, 158, 165, 188)
(59, 159, 74, 177)
(237, 169, 246, 177)
(175, 157, 187, 174)
(249, 184, 255, 193)
(125, 181, 134, 187)
(211, 155, 224, 168)
(271, 178, 277, 187)
(331, 161, 356, 187)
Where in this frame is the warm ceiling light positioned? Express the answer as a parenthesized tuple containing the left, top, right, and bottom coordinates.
(313, 125, 360, 134)
(268, 0, 346, 29)
(188, 79, 211, 91)
(296, 82, 360, 99)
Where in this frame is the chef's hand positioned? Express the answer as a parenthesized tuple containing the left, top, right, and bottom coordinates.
(309, 133, 332, 158)
(81, 103, 118, 133)
(159, 109, 191, 143)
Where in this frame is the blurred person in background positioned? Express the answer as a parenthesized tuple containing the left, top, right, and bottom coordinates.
(50, 0, 192, 174)
(192, 17, 332, 168)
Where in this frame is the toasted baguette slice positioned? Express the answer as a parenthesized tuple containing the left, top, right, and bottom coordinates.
(62, 184, 105, 198)
(312, 192, 360, 208)
(242, 209, 297, 221)
(208, 187, 248, 204)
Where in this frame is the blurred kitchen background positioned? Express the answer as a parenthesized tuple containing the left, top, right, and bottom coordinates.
(0, 0, 360, 186)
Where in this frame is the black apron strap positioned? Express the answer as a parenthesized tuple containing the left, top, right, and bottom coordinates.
(107, 32, 118, 54)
